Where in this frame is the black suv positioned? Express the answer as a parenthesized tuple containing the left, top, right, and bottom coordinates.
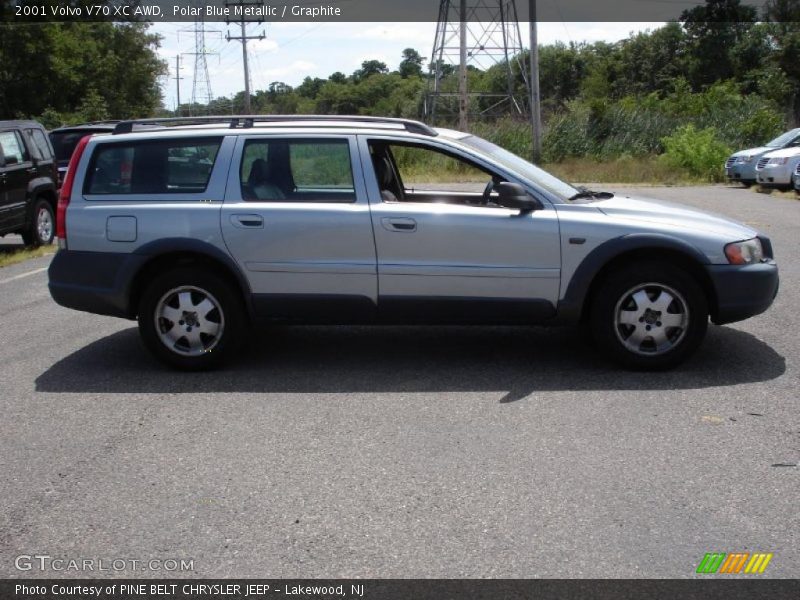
(0, 120, 59, 246)
(48, 122, 118, 186)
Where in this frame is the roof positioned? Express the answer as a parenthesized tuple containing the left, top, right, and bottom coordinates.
(49, 122, 121, 133)
(0, 120, 46, 129)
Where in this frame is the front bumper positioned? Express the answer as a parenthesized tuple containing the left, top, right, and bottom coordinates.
(756, 164, 793, 185)
(726, 163, 756, 182)
(706, 261, 779, 325)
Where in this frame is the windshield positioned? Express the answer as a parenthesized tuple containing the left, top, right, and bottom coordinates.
(766, 128, 800, 148)
(457, 135, 580, 201)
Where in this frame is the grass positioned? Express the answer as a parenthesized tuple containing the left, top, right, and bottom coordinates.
(543, 156, 711, 186)
(0, 244, 56, 268)
(398, 155, 714, 186)
(751, 185, 800, 200)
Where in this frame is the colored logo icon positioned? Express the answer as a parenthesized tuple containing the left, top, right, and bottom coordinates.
(696, 552, 773, 574)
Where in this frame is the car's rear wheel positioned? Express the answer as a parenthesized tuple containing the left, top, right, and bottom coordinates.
(138, 267, 245, 370)
(590, 261, 708, 369)
(21, 199, 54, 247)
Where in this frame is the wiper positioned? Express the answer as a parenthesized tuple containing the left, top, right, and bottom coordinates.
(568, 188, 614, 201)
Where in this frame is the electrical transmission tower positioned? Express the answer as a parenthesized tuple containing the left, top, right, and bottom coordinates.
(225, 1, 266, 113)
(425, 0, 530, 129)
(179, 15, 220, 114)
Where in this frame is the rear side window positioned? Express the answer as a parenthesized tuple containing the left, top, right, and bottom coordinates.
(26, 128, 53, 161)
(240, 138, 355, 202)
(85, 138, 222, 195)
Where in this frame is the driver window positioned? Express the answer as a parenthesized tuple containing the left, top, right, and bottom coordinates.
(368, 141, 501, 207)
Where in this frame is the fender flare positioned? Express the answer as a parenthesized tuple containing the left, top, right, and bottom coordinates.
(124, 238, 253, 317)
(558, 233, 711, 320)
(27, 178, 57, 199)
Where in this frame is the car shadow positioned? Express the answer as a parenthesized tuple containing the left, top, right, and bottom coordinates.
(35, 324, 785, 402)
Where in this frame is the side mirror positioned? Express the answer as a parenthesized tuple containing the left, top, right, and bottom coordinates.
(495, 182, 542, 212)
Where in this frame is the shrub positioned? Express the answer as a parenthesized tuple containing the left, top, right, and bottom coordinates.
(660, 124, 732, 182)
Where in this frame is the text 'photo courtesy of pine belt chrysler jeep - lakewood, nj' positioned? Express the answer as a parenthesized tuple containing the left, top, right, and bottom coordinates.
(47, 116, 779, 371)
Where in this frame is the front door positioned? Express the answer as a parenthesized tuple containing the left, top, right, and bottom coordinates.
(358, 136, 561, 323)
(221, 135, 378, 322)
(0, 129, 32, 232)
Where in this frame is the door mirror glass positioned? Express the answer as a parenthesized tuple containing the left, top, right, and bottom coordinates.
(495, 182, 541, 211)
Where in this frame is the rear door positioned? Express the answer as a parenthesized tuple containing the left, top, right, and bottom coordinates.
(0, 129, 32, 231)
(220, 134, 377, 322)
(25, 127, 57, 184)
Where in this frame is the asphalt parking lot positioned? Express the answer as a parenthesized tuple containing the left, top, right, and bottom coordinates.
(0, 185, 797, 579)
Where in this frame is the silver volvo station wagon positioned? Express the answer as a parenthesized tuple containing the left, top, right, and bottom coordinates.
(48, 116, 779, 370)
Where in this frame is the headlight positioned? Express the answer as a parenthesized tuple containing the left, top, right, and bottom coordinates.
(769, 157, 789, 165)
(725, 238, 764, 265)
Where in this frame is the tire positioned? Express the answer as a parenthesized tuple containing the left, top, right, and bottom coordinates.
(21, 199, 55, 247)
(137, 266, 245, 370)
(589, 261, 708, 370)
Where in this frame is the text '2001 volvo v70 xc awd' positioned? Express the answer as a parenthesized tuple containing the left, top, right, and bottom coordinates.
(47, 116, 779, 370)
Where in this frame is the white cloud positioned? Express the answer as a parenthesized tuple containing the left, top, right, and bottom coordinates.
(356, 24, 434, 44)
(258, 60, 318, 79)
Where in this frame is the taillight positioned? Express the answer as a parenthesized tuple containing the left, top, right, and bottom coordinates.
(57, 135, 91, 249)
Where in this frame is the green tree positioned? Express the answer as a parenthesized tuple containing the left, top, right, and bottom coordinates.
(353, 60, 388, 82)
(680, 0, 758, 89)
(0, 21, 166, 120)
(399, 48, 424, 78)
(764, 0, 800, 121)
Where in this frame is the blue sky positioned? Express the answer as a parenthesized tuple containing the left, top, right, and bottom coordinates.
(152, 22, 663, 109)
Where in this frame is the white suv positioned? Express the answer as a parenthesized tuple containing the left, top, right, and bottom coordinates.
(48, 116, 779, 370)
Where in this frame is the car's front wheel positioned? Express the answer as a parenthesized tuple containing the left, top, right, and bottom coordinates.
(138, 267, 245, 370)
(590, 261, 708, 369)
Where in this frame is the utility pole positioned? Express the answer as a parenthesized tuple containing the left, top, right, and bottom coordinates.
(458, 0, 468, 131)
(225, 1, 265, 114)
(529, 0, 542, 162)
(173, 55, 184, 116)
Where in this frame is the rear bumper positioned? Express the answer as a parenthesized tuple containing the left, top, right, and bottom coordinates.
(707, 262, 779, 325)
(48, 250, 146, 319)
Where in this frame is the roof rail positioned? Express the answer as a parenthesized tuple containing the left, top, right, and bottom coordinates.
(112, 115, 438, 136)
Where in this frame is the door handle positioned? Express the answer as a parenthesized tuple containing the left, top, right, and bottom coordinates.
(26, 167, 37, 174)
(231, 214, 264, 228)
(381, 217, 417, 232)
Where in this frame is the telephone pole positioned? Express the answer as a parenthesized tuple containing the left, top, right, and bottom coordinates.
(529, 0, 542, 162)
(458, 0, 468, 131)
(173, 55, 184, 115)
(225, 1, 266, 114)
